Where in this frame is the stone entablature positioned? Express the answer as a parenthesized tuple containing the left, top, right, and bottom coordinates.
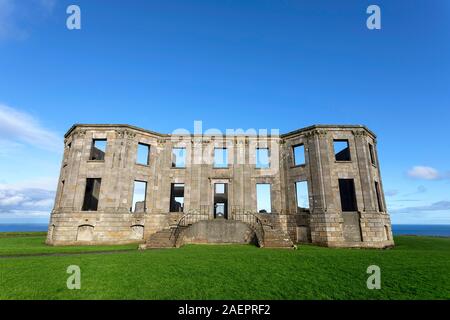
(47, 124, 394, 248)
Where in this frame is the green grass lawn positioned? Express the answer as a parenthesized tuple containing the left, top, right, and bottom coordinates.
(0, 233, 449, 300)
(0, 232, 136, 256)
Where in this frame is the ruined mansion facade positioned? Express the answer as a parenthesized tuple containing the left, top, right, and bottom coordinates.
(46, 124, 394, 249)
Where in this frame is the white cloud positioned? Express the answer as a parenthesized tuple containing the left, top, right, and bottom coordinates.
(0, 104, 62, 152)
(390, 201, 450, 214)
(5, 176, 58, 191)
(0, 178, 56, 220)
(389, 200, 450, 224)
(13, 211, 50, 217)
(0, 194, 26, 206)
(0, 210, 50, 223)
(0, 139, 24, 156)
(407, 166, 441, 180)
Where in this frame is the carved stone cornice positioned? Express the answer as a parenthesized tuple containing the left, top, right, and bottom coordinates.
(116, 129, 137, 139)
(115, 129, 125, 139)
(75, 129, 86, 138)
(304, 129, 328, 138)
(352, 130, 367, 137)
(191, 138, 203, 145)
(125, 130, 136, 139)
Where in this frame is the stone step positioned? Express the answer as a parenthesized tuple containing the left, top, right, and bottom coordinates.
(140, 229, 176, 249)
(264, 235, 291, 240)
(264, 235, 291, 241)
(140, 224, 294, 249)
(262, 228, 294, 248)
(264, 238, 293, 247)
(264, 242, 293, 248)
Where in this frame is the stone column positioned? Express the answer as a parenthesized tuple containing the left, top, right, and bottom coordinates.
(353, 130, 377, 212)
(115, 129, 137, 212)
(62, 129, 87, 211)
(307, 129, 344, 246)
(52, 138, 70, 212)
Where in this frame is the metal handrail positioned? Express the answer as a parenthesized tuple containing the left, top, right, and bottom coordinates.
(170, 210, 210, 246)
(170, 208, 269, 247)
(231, 210, 266, 247)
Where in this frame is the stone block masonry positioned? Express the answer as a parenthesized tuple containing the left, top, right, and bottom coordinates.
(47, 124, 394, 249)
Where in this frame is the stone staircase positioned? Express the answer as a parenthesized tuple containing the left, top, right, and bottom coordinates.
(139, 219, 294, 249)
(262, 227, 294, 248)
(259, 216, 294, 248)
(139, 228, 176, 249)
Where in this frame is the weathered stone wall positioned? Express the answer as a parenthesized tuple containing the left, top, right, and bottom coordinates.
(180, 220, 256, 245)
(47, 124, 394, 248)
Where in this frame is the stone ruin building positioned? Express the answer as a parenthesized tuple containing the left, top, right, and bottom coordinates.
(46, 124, 394, 249)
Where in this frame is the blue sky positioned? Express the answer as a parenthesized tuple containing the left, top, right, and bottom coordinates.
(0, 0, 449, 224)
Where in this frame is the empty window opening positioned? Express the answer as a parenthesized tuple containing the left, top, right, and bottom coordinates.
(369, 143, 376, 166)
(256, 148, 270, 168)
(375, 181, 383, 212)
(214, 148, 228, 168)
(170, 183, 185, 212)
(132, 181, 147, 213)
(384, 225, 390, 241)
(215, 203, 225, 217)
(82, 178, 101, 211)
(338, 179, 358, 212)
(64, 143, 72, 162)
(295, 181, 310, 211)
(59, 180, 65, 207)
(334, 140, 351, 161)
(137, 143, 150, 165)
(215, 183, 225, 194)
(293, 145, 305, 166)
(172, 148, 186, 168)
(256, 183, 272, 213)
(90, 139, 107, 161)
(49, 224, 56, 241)
(214, 183, 228, 219)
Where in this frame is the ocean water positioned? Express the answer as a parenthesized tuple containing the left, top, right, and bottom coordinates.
(0, 224, 449, 237)
(0, 224, 48, 232)
(392, 225, 450, 237)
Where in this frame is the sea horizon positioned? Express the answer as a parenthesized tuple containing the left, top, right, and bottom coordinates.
(1, 223, 449, 237)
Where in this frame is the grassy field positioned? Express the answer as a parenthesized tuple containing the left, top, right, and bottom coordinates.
(0, 233, 449, 300)
(0, 233, 136, 256)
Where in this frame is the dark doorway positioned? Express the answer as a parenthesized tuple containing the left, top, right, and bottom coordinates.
(375, 181, 383, 212)
(170, 183, 185, 212)
(338, 179, 358, 212)
(214, 183, 228, 219)
(82, 178, 101, 211)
